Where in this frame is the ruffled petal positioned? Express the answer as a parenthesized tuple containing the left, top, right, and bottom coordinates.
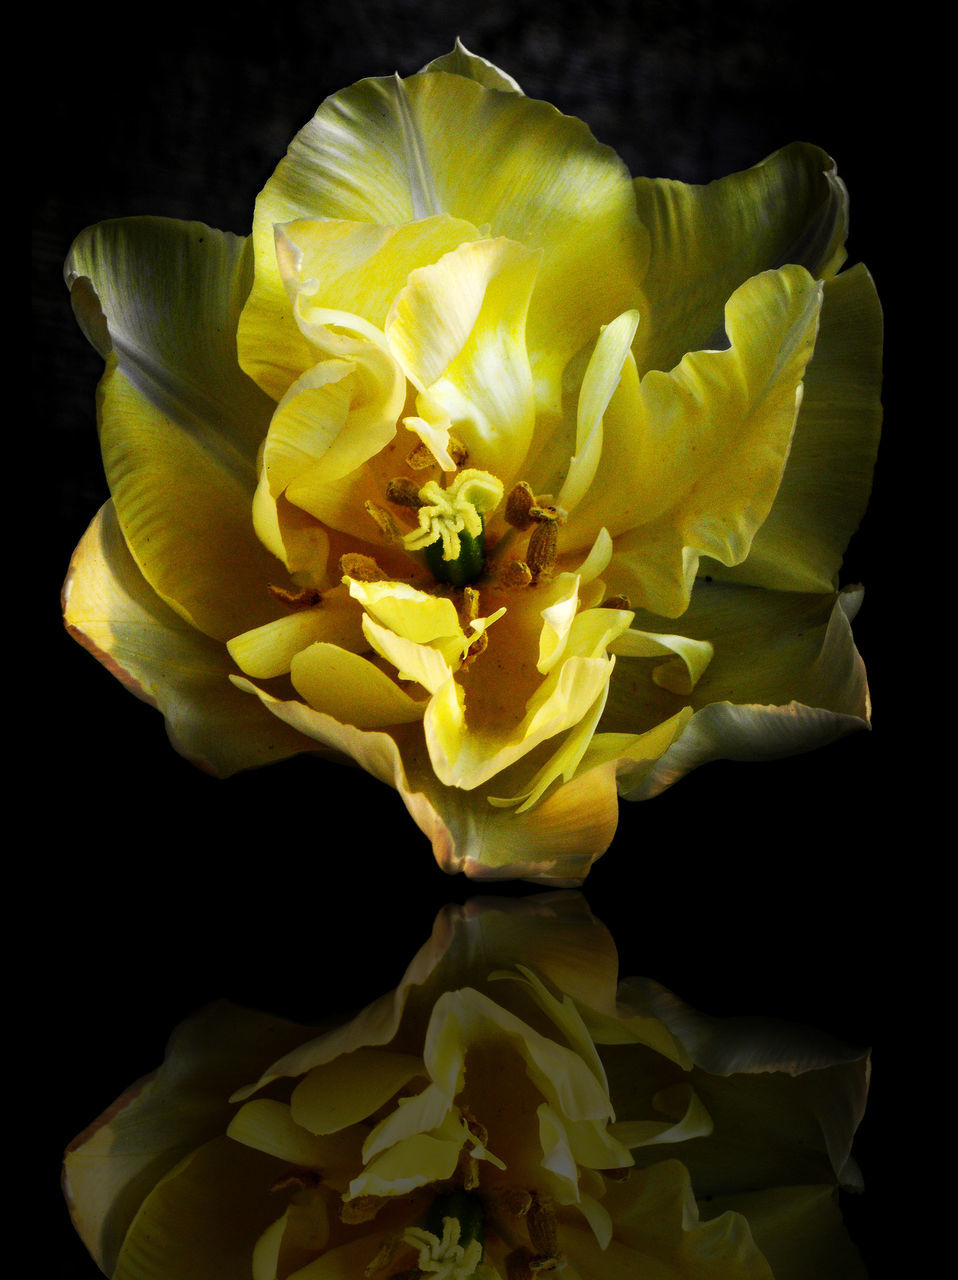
(63, 502, 313, 776)
(700, 264, 883, 592)
(567, 264, 823, 616)
(242, 66, 648, 411)
(633, 141, 847, 374)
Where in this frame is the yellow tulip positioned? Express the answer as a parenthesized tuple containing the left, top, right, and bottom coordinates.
(63, 42, 881, 882)
(63, 895, 869, 1278)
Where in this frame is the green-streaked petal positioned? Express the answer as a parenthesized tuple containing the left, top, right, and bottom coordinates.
(603, 583, 870, 798)
(243, 68, 648, 411)
(569, 265, 822, 617)
(66, 216, 273, 461)
(420, 40, 525, 93)
(96, 358, 281, 640)
(703, 1185, 866, 1280)
(112, 1137, 283, 1280)
(63, 502, 313, 776)
(700, 264, 883, 591)
(609, 629, 713, 694)
(290, 642, 426, 728)
(65, 1002, 317, 1275)
(633, 141, 847, 374)
(386, 238, 538, 485)
(290, 1047, 425, 1135)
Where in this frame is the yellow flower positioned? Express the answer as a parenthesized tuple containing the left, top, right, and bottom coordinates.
(63, 895, 870, 1278)
(62, 43, 881, 883)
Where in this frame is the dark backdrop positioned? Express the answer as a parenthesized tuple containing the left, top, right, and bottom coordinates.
(36, 1, 919, 1274)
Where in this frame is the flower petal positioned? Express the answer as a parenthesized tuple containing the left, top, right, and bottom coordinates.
(604, 583, 870, 798)
(419, 40, 525, 93)
(63, 503, 313, 776)
(569, 264, 823, 616)
(289, 642, 426, 728)
(112, 1137, 284, 1280)
(386, 238, 539, 485)
(243, 67, 648, 411)
(700, 264, 883, 592)
(290, 1047, 425, 1135)
(633, 141, 847, 374)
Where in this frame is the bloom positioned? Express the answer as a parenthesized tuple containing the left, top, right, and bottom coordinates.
(63, 894, 870, 1278)
(63, 43, 881, 882)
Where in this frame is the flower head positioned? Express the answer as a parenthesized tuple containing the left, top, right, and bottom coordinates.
(63, 894, 870, 1278)
(63, 43, 881, 882)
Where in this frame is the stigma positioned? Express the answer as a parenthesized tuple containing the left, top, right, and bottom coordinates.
(402, 469, 504, 586)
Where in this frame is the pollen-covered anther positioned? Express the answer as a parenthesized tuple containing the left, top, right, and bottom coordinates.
(526, 521, 558, 581)
(340, 553, 389, 582)
(340, 1193, 392, 1224)
(505, 482, 565, 531)
(365, 500, 404, 543)
(387, 477, 426, 509)
(406, 441, 439, 471)
(490, 1186, 533, 1218)
(526, 1195, 558, 1257)
(601, 594, 631, 610)
(268, 584, 322, 610)
(498, 560, 534, 589)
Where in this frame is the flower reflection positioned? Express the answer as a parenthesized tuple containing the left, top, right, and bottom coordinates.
(64, 894, 869, 1277)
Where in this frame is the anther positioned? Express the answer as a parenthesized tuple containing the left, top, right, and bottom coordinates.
(387, 477, 425, 508)
(268, 585, 322, 610)
(498, 560, 534, 589)
(601, 594, 632, 610)
(406, 441, 438, 471)
(505, 482, 564, 530)
(365, 500, 404, 543)
(364, 1234, 410, 1277)
(340, 1193, 391, 1224)
(269, 1168, 320, 1194)
(340, 553, 388, 582)
(526, 522, 558, 581)
(526, 1195, 558, 1257)
(448, 436, 469, 466)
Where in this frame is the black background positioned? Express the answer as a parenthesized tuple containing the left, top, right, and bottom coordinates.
(35, 1, 924, 1274)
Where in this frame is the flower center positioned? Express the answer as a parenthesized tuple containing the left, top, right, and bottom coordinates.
(402, 469, 504, 587)
(403, 1193, 485, 1277)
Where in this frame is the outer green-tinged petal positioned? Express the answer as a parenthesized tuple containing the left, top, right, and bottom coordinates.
(66, 217, 273, 462)
(242, 68, 648, 409)
(701, 265, 883, 592)
(602, 584, 870, 798)
(420, 39, 525, 93)
(703, 1185, 867, 1280)
(97, 359, 282, 639)
(570, 265, 822, 616)
(64, 1002, 319, 1274)
(633, 142, 847, 374)
(386, 238, 539, 484)
(227, 1099, 339, 1169)
(63, 503, 313, 776)
(112, 1137, 283, 1280)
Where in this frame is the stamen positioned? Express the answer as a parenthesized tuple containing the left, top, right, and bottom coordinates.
(601, 594, 631, 610)
(340, 553, 389, 582)
(340, 1193, 392, 1223)
(505, 483, 565, 530)
(387, 477, 426, 508)
(448, 437, 469, 467)
(490, 1187, 533, 1218)
(268, 584, 322, 610)
(269, 1168, 320, 1194)
(406, 441, 439, 471)
(526, 1195, 558, 1257)
(365, 1234, 411, 1277)
(526, 522, 558, 581)
(498, 560, 534, 589)
(365, 500, 404, 543)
